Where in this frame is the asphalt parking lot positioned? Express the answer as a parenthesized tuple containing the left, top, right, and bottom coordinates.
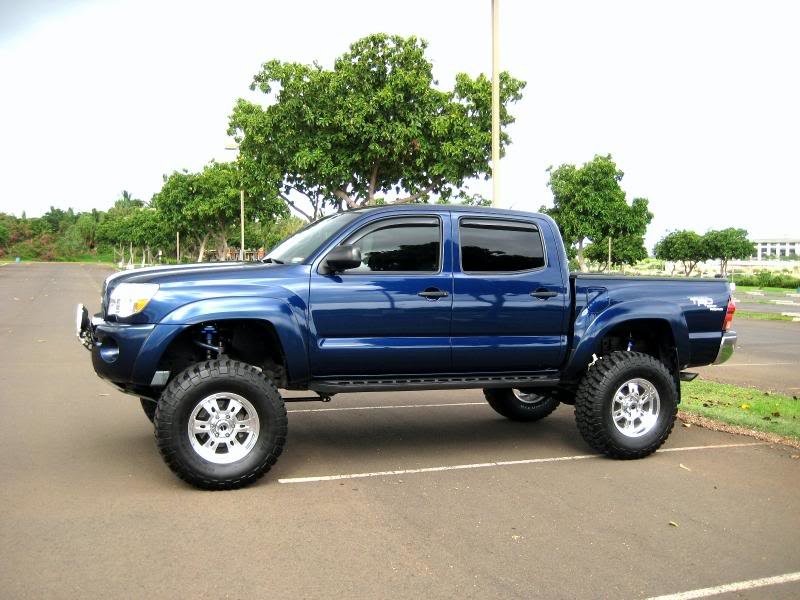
(694, 318, 800, 395)
(1, 263, 798, 599)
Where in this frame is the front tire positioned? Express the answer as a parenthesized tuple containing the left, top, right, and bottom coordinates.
(154, 360, 287, 490)
(140, 398, 156, 423)
(574, 351, 677, 459)
(484, 388, 560, 422)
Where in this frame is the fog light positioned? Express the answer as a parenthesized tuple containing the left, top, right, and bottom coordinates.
(99, 337, 120, 363)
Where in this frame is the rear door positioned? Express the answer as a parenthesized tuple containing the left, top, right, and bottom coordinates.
(308, 213, 453, 376)
(451, 215, 568, 372)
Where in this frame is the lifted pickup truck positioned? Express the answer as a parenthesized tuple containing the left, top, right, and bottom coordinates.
(77, 205, 736, 489)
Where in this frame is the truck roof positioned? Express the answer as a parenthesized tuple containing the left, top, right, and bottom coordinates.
(349, 204, 546, 219)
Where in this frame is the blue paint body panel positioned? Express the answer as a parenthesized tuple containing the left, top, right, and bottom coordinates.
(84, 205, 733, 393)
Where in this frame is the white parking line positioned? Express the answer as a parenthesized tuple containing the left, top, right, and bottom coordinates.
(715, 362, 795, 367)
(645, 571, 800, 599)
(278, 442, 767, 484)
(287, 401, 485, 413)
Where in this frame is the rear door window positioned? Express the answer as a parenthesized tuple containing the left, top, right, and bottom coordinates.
(460, 218, 545, 272)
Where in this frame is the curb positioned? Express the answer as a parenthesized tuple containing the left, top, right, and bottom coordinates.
(678, 410, 800, 450)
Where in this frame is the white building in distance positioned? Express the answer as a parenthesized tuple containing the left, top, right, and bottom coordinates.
(751, 238, 800, 260)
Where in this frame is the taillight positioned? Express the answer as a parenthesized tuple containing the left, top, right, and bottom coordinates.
(723, 297, 735, 331)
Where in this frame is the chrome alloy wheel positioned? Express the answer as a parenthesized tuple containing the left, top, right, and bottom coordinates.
(188, 392, 260, 464)
(513, 389, 546, 405)
(611, 378, 660, 438)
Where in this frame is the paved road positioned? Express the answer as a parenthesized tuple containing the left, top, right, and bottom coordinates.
(695, 318, 800, 395)
(734, 291, 800, 315)
(1, 263, 798, 599)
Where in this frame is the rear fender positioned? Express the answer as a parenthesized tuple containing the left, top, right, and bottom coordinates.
(564, 300, 690, 379)
(132, 297, 309, 385)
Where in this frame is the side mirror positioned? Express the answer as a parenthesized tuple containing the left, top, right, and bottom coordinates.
(322, 245, 362, 274)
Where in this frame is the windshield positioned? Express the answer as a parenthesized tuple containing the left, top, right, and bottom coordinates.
(266, 211, 362, 264)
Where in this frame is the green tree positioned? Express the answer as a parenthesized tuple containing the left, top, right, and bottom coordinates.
(703, 228, 754, 276)
(654, 230, 710, 276)
(229, 33, 525, 221)
(0, 221, 9, 250)
(150, 170, 202, 261)
(152, 162, 285, 261)
(543, 155, 653, 271)
(585, 234, 648, 270)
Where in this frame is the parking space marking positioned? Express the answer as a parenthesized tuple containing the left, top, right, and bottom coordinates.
(287, 401, 485, 413)
(645, 570, 800, 599)
(715, 362, 795, 367)
(278, 442, 767, 484)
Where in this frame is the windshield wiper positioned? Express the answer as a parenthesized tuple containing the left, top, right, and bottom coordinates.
(260, 257, 285, 264)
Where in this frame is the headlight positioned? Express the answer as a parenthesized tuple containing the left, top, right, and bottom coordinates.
(107, 283, 159, 318)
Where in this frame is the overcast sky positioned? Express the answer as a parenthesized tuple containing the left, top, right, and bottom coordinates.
(1, 0, 797, 248)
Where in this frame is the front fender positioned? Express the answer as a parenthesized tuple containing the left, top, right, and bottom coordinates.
(131, 296, 310, 385)
(563, 299, 690, 379)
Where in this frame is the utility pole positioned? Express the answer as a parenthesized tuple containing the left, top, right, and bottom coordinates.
(239, 188, 245, 261)
(491, 0, 501, 207)
(225, 142, 245, 261)
(607, 237, 612, 272)
(176, 231, 180, 263)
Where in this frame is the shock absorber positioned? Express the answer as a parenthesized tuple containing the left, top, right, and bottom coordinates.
(196, 324, 223, 359)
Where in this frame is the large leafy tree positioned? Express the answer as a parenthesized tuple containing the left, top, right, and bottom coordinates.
(703, 228, 754, 276)
(543, 155, 653, 271)
(654, 230, 710, 276)
(228, 33, 525, 220)
(585, 234, 648, 270)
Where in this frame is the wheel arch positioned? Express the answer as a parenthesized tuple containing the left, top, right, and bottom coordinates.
(132, 296, 310, 387)
(564, 301, 689, 379)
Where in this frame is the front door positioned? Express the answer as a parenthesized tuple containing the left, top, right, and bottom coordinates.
(309, 214, 452, 377)
(451, 215, 568, 372)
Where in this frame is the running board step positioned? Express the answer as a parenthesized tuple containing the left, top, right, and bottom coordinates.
(309, 374, 560, 394)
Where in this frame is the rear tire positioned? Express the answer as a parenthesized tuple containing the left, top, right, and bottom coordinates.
(154, 359, 287, 490)
(574, 351, 677, 459)
(484, 388, 560, 422)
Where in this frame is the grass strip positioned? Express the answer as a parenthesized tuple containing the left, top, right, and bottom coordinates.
(736, 310, 797, 322)
(735, 285, 800, 294)
(681, 380, 800, 441)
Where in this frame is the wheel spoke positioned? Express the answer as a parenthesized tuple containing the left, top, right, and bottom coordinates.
(203, 399, 220, 416)
(236, 417, 256, 433)
(227, 398, 243, 416)
(192, 421, 211, 434)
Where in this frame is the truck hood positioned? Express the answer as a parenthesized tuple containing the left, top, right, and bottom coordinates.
(101, 261, 297, 320)
(104, 261, 247, 290)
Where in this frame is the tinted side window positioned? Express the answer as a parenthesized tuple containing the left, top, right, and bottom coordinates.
(460, 219, 545, 272)
(345, 218, 441, 273)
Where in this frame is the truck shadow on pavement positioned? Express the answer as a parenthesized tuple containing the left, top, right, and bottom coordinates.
(278, 407, 591, 472)
(86, 407, 592, 485)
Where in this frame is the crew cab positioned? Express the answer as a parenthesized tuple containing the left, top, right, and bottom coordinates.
(76, 205, 737, 489)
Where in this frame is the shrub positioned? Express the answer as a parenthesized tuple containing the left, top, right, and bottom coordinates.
(730, 271, 800, 288)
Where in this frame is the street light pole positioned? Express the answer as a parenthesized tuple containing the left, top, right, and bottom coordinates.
(491, 0, 501, 207)
(239, 187, 245, 261)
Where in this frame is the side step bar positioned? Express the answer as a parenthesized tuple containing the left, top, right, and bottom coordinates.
(309, 373, 560, 394)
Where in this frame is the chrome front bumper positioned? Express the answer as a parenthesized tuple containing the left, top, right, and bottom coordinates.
(713, 331, 737, 365)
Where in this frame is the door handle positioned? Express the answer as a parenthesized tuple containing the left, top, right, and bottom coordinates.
(530, 289, 558, 299)
(418, 288, 449, 300)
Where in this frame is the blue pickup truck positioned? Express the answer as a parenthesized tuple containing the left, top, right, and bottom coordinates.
(77, 205, 737, 489)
